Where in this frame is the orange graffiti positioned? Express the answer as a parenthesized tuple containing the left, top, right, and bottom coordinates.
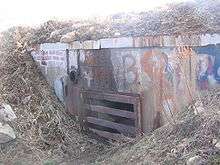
(141, 49, 167, 82)
(141, 49, 176, 114)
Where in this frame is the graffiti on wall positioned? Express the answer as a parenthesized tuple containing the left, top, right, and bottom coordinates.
(111, 50, 140, 92)
(197, 55, 215, 90)
(140, 47, 197, 115)
(122, 54, 139, 85)
(110, 48, 194, 96)
(140, 48, 189, 92)
(80, 50, 117, 91)
(196, 45, 220, 90)
(140, 49, 175, 115)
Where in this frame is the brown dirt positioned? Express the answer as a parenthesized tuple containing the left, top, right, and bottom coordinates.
(94, 89, 220, 165)
(0, 27, 110, 165)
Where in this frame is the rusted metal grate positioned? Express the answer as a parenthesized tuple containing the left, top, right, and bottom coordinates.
(81, 90, 142, 140)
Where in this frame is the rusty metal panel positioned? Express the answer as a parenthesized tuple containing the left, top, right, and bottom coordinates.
(85, 104, 135, 118)
(65, 79, 81, 116)
(65, 37, 220, 135)
(83, 90, 138, 104)
(109, 47, 199, 133)
(80, 49, 117, 91)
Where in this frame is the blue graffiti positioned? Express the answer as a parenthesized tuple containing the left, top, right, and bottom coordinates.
(196, 45, 220, 89)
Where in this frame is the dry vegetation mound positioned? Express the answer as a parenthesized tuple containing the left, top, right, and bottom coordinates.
(28, 0, 220, 44)
(95, 90, 220, 165)
(0, 27, 108, 165)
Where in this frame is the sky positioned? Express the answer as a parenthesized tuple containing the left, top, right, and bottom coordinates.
(0, 0, 190, 31)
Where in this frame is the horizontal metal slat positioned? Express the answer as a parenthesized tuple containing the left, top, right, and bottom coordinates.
(82, 91, 137, 104)
(87, 117, 135, 135)
(89, 128, 130, 141)
(85, 104, 135, 119)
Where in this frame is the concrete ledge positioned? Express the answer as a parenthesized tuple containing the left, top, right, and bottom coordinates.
(41, 33, 220, 50)
(40, 43, 69, 51)
(100, 37, 133, 48)
(201, 34, 220, 46)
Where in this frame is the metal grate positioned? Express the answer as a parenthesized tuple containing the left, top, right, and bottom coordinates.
(81, 90, 142, 140)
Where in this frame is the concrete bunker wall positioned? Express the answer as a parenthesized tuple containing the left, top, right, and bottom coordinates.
(31, 36, 220, 133)
(75, 47, 197, 132)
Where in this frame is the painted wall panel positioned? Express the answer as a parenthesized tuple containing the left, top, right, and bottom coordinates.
(195, 45, 220, 89)
(31, 42, 220, 133)
(73, 46, 195, 132)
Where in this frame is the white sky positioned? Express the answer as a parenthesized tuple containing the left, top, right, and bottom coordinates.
(0, 0, 190, 31)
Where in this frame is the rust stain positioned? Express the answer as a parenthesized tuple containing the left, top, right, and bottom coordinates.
(141, 49, 177, 123)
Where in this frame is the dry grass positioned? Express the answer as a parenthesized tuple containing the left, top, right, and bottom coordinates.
(95, 89, 220, 165)
(0, 27, 109, 165)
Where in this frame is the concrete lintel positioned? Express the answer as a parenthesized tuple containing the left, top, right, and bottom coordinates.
(201, 34, 220, 46)
(69, 41, 83, 49)
(40, 43, 69, 51)
(41, 33, 220, 50)
(133, 36, 165, 47)
(100, 37, 133, 48)
(82, 40, 100, 49)
(69, 40, 100, 50)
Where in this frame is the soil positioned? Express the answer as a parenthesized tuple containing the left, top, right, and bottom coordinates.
(0, 27, 111, 165)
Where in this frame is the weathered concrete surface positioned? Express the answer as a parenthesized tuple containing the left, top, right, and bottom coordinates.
(40, 42, 68, 51)
(54, 78, 64, 102)
(31, 43, 68, 102)
(31, 40, 220, 133)
(100, 37, 133, 48)
(201, 34, 220, 46)
(0, 124, 16, 144)
(69, 34, 220, 49)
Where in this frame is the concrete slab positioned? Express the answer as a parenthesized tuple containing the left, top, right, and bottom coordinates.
(100, 37, 133, 48)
